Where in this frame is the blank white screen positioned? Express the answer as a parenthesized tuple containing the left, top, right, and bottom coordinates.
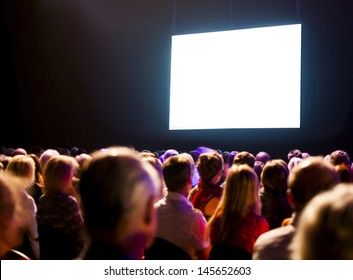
(169, 24, 301, 130)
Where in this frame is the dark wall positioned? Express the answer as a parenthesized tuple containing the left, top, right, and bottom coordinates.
(2, 0, 353, 159)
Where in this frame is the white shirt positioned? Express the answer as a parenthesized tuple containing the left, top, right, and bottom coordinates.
(155, 192, 210, 258)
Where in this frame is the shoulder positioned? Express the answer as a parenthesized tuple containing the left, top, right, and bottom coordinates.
(253, 225, 296, 260)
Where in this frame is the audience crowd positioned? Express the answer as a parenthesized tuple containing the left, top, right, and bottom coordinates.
(1, 145, 353, 260)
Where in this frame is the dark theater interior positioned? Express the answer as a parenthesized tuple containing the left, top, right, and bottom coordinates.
(2, 0, 353, 263)
(2, 0, 353, 158)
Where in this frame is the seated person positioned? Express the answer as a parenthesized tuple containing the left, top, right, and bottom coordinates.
(147, 154, 210, 260)
(79, 147, 161, 260)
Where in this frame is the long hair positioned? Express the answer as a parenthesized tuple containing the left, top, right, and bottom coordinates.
(208, 165, 261, 244)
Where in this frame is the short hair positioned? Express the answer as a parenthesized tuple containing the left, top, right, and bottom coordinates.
(79, 147, 160, 242)
(227, 151, 239, 166)
(328, 150, 351, 167)
(287, 149, 302, 161)
(162, 155, 192, 193)
(335, 164, 353, 183)
(261, 159, 289, 193)
(12, 148, 27, 156)
(256, 151, 271, 164)
(292, 184, 353, 259)
(197, 152, 224, 183)
(288, 156, 303, 171)
(253, 160, 264, 181)
(160, 149, 179, 163)
(233, 151, 256, 168)
(6, 155, 35, 186)
(288, 156, 340, 211)
(43, 155, 78, 193)
(39, 149, 60, 170)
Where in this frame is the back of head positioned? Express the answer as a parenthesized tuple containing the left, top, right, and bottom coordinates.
(39, 149, 60, 170)
(292, 184, 353, 259)
(223, 164, 260, 218)
(160, 149, 179, 163)
(288, 156, 340, 211)
(79, 147, 160, 245)
(6, 155, 36, 187)
(140, 151, 165, 199)
(287, 149, 302, 161)
(233, 151, 256, 168)
(261, 159, 289, 193)
(227, 151, 239, 167)
(335, 164, 353, 183)
(197, 152, 224, 183)
(43, 155, 78, 193)
(256, 151, 271, 164)
(163, 155, 192, 193)
(288, 156, 303, 171)
(210, 165, 260, 244)
(12, 148, 27, 156)
(328, 150, 351, 167)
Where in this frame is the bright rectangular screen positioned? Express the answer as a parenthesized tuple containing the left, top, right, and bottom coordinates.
(169, 24, 302, 130)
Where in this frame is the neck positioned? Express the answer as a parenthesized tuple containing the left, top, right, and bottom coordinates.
(119, 232, 148, 260)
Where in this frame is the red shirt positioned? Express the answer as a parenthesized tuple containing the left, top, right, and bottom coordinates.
(210, 211, 269, 254)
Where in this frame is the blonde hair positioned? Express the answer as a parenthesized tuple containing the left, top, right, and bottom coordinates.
(43, 155, 78, 193)
(292, 184, 353, 259)
(6, 155, 35, 188)
(208, 164, 261, 244)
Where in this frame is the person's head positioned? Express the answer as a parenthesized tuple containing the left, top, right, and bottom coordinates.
(254, 161, 265, 181)
(328, 150, 351, 167)
(43, 155, 78, 193)
(159, 149, 179, 163)
(12, 148, 27, 156)
(0, 175, 24, 257)
(75, 153, 92, 170)
(5, 155, 36, 188)
(288, 156, 340, 212)
(292, 184, 353, 259)
(335, 164, 353, 183)
(79, 147, 161, 258)
(288, 156, 303, 172)
(140, 151, 165, 199)
(197, 152, 224, 184)
(261, 159, 289, 193)
(28, 154, 44, 186)
(233, 151, 256, 168)
(39, 149, 60, 170)
(227, 151, 239, 167)
(162, 155, 193, 195)
(287, 149, 302, 161)
(221, 164, 261, 217)
(208, 164, 261, 244)
(256, 151, 271, 164)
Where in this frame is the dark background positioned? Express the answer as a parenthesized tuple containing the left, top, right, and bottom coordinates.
(1, 0, 353, 159)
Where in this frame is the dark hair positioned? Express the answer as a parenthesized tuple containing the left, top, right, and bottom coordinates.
(162, 155, 191, 192)
(329, 150, 351, 167)
(197, 152, 224, 183)
(287, 149, 302, 161)
(233, 151, 256, 168)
